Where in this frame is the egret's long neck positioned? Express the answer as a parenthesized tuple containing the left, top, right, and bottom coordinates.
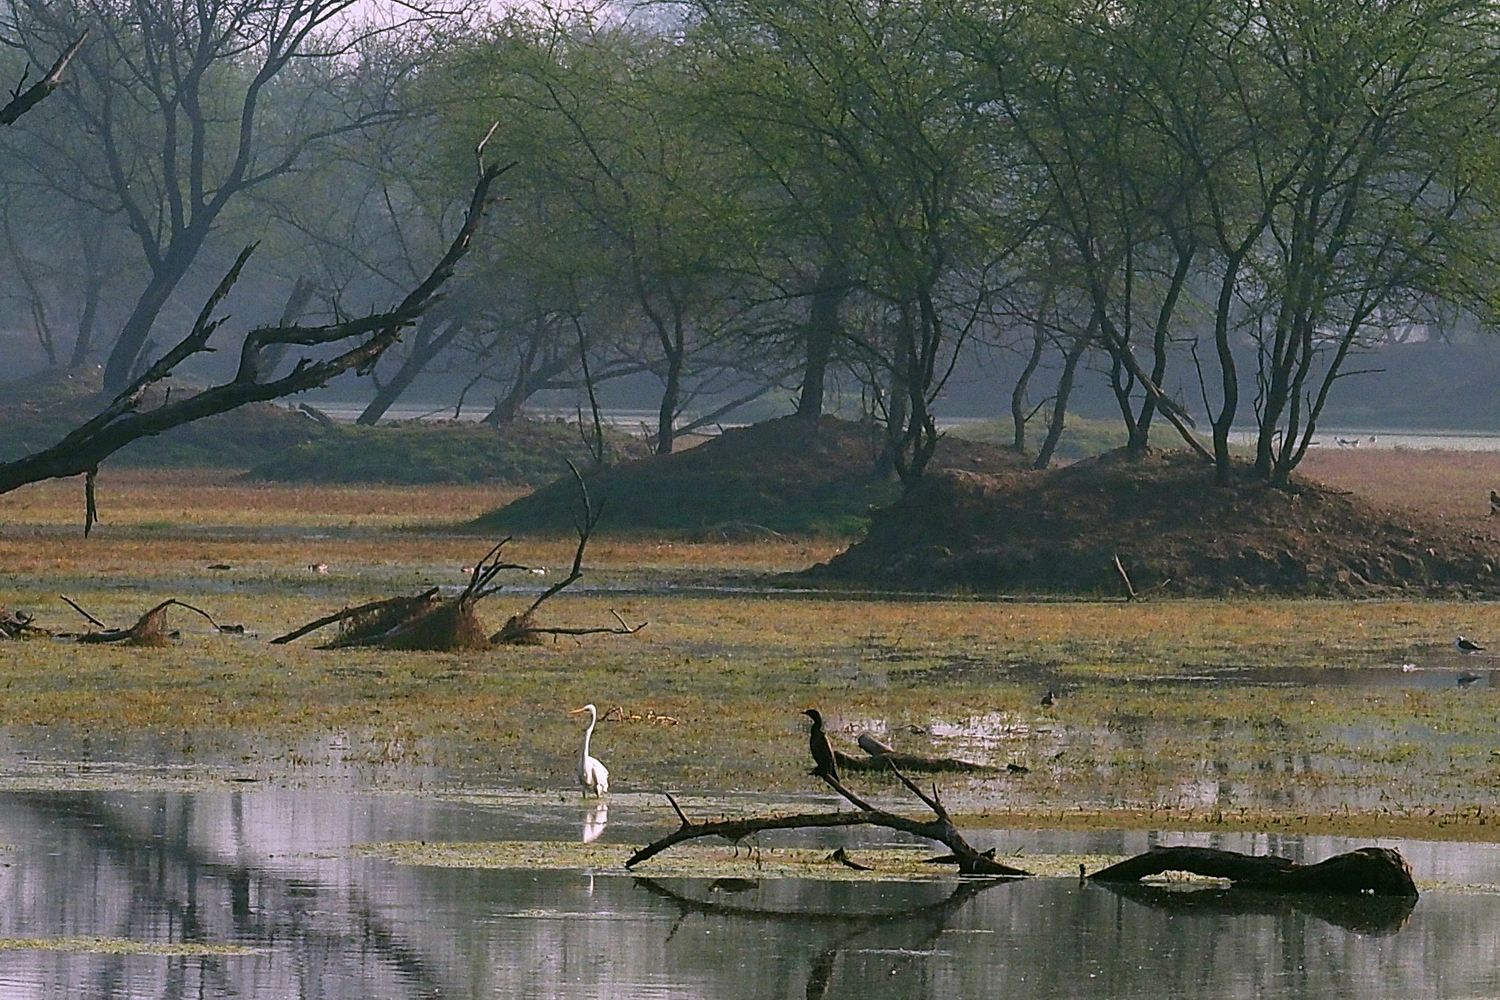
(581, 712, 596, 760)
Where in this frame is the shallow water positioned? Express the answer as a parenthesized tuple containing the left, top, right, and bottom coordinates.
(0, 787, 1498, 999)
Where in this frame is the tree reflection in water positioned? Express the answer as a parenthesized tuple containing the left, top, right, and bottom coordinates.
(633, 875, 1018, 999)
(3, 791, 453, 1000)
(1093, 880, 1418, 936)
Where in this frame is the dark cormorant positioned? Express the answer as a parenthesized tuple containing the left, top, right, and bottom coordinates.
(803, 708, 839, 781)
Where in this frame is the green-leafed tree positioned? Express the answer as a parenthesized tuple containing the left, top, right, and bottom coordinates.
(680, 0, 1014, 481)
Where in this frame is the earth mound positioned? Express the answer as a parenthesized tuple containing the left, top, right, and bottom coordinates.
(808, 449, 1500, 596)
(474, 415, 1031, 536)
(247, 419, 650, 485)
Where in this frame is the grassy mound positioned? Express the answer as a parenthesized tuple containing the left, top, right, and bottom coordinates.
(948, 414, 1128, 462)
(475, 415, 1031, 537)
(0, 368, 646, 482)
(807, 449, 1500, 596)
(0, 367, 320, 467)
(247, 419, 649, 485)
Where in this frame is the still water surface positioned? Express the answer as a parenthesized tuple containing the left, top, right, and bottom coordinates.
(0, 787, 1497, 999)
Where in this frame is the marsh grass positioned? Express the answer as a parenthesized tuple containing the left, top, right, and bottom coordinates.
(2, 466, 1500, 840)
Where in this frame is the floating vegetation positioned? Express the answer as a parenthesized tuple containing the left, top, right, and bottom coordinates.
(355, 840, 1129, 881)
(0, 937, 258, 955)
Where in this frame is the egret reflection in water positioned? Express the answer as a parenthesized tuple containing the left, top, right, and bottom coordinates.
(583, 802, 608, 842)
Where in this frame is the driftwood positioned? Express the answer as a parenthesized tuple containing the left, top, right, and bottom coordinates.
(627, 767, 1030, 877)
(268, 590, 443, 646)
(63, 597, 239, 646)
(1088, 845, 1418, 897)
(630, 716, 1420, 902)
(271, 474, 644, 651)
(0, 606, 48, 640)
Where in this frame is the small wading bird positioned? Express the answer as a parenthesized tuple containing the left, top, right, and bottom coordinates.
(569, 704, 609, 796)
(1456, 636, 1486, 654)
(803, 708, 839, 781)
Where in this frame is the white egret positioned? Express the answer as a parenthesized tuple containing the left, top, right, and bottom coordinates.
(569, 704, 609, 796)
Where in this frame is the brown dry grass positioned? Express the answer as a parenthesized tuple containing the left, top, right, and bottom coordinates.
(1300, 448, 1500, 528)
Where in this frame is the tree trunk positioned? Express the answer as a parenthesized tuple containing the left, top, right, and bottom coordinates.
(101, 236, 205, 392)
(796, 264, 845, 420)
(357, 313, 465, 426)
(1034, 322, 1091, 469)
(69, 270, 102, 368)
(1011, 314, 1047, 452)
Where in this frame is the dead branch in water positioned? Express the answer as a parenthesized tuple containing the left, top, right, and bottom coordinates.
(627, 768, 1030, 877)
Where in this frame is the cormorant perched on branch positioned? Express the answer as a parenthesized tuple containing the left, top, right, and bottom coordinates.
(803, 708, 839, 781)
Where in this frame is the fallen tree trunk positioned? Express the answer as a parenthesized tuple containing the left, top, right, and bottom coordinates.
(1088, 845, 1417, 897)
(269, 482, 644, 652)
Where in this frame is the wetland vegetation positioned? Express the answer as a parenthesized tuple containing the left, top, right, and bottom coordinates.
(2, 460, 1499, 845)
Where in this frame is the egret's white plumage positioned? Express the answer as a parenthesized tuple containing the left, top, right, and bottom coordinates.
(570, 704, 609, 796)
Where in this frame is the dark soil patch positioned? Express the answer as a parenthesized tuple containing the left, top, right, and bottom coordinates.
(247, 419, 649, 485)
(474, 415, 1032, 537)
(807, 449, 1500, 596)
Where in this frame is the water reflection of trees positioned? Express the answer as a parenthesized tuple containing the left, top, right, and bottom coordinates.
(3, 792, 452, 1000)
(1093, 881, 1417, 936)
(634, 875, 1013, 999)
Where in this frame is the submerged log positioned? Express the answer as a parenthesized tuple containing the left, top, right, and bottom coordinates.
(1088, 845, 1417, 897)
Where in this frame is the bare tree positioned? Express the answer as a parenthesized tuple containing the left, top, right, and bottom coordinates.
(0, 163, 509, 513)
(2, 0, 467, 392)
